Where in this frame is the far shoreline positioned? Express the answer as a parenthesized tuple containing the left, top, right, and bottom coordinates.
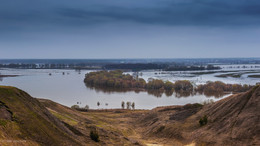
(0, 75, 20, 78)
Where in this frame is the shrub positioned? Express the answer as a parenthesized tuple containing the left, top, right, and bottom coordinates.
(90, 129, 100, 142)
(199, 115, 208, 126)
(71, 105, 80, 109)
(84, 105, 89, 110)
(156, 125, 165, 133)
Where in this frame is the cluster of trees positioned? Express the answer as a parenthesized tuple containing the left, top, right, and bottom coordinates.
(84, 70, 146, 88)
(103, 63, 168, 71)
(84, 70, 194, 93)
(196, 81, 253, 97)
(121, 101, 135, 109)
(71, 104, 89, 111)
(85, 71, 254, 98)
(0, 63, 101, 69)
(104, 63, 221, 71)
(164, 65, 220, 71)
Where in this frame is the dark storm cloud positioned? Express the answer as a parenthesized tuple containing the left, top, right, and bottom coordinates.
(53, 0, 260, 26)
(1, 0, 260, 30)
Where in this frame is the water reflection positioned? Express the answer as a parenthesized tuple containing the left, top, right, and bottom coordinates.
(85, 83, 228, 99)
(85, 83, 142, 94)
(165, 90, 174, 97)
(147, 89, 164, 97)
(202, 91, 228, 98)
(175, 91, 195, 98)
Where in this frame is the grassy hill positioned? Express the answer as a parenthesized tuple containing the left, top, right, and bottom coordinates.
(0, 85, 259, 145)
(0, 86, 142, 145)
(137, 85, 260, 145)
(0, 86, 80, 146)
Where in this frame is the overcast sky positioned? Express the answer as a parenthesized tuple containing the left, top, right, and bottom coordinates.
(0, 0, 260, 59)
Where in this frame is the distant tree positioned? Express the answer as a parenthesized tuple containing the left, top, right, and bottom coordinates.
(146, 79, 164, 90)
(84, 105, 89, 110)
(126, 102, 131, 109)
(131, 102, 135, 110)
(174, 80, 193, 92)
(201, 99, 214, 105)
(164, 81, 174, 91)
(136, 78, 146, 88)
(121, 101, 125, 109)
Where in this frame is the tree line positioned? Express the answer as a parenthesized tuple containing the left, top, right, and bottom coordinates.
(84, 70, 196, 93)
(84, 70, 254, 97)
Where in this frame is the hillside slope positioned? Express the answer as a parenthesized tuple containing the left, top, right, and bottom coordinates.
(137, 85, 260, 145)
(0, 86, 144, 145)
(192, 85, 260, 145)
(0, 86, 80, 146)
(0, 85, 259, 145)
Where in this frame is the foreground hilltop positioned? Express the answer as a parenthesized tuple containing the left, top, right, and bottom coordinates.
(0, 85, 259, 145)
(138, 85, 260, 145)
(0, 86, 81, 145)
(0, 86, 144, 145)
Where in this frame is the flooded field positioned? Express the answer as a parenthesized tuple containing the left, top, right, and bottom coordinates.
(0, 64, 259, 109)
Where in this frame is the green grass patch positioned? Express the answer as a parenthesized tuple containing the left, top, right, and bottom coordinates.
(49, 110, 78, 126)
(0, 120, 8, 126)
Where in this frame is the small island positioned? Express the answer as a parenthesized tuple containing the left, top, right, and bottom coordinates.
(84, 70, 253, 97)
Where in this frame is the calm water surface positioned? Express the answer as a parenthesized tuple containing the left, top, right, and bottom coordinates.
(0, 66, 259, 109)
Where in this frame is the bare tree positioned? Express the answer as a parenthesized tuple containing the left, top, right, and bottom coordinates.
(126, 102, 131, 110)
(131, 102, 135, 110)
(121, 101, 125, 109)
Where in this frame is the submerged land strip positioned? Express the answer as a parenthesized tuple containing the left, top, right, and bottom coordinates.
(248, 74, 260, 78)
(0, 75, 19, 78)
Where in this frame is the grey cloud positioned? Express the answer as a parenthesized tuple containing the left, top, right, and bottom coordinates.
(55, 0, 260, 27)
(0, 0, 260, 31)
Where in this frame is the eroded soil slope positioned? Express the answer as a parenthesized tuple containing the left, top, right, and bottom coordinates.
(0, 85, 259, 145)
